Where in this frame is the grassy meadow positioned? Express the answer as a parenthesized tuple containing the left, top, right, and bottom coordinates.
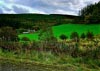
(19, 24, 100, 41)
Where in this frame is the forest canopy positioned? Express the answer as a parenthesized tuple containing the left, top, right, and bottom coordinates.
(78, 1, 100, 24)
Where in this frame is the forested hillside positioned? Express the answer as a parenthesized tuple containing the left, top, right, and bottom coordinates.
(78, 1, 100, 24)
(0, 14, 77, 29)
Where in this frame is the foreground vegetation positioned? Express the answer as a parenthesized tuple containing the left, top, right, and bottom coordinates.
(1, 58, 100, 71)
(0, 42, 100, 71)
(1, 32, 100, 70)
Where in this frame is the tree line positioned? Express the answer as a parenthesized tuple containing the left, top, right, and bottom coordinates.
(0, 14, 76, 29)
(60, 31, 94, 41)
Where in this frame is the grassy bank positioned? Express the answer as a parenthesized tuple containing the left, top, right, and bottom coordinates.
(0, 48, 100, 71)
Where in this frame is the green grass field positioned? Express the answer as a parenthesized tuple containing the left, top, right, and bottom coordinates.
(19, 24, 100, 41)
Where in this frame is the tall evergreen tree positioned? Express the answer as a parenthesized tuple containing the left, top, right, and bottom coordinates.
(79, 1, 100, 24)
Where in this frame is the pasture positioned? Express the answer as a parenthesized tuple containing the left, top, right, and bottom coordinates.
(19, 24, 100, 41)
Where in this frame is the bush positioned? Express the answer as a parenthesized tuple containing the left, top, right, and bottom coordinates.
(0, 26, 18, 41)
(81, 33, 86, 39)
(59, 34, 68, 40)
(86, 31, 94, 40)
(70, 32, 79, 42)
(22, 42, 30, 53)
(21, 37, 30, 41)
(31, 40, 39, 50)
(17, 28, 27, 34)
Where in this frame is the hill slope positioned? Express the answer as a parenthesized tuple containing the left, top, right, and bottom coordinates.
(0, 14, 78, 29)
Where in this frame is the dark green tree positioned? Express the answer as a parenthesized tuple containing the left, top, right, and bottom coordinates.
(0, 27, 18, 41)
(70, 32, 79, 42)
(79, 1, 100, 24)
(21, 37, 30, 41)
(59, 34, 68, 40)
(86, 31, 94, 40)
(81, 33, 86, 39)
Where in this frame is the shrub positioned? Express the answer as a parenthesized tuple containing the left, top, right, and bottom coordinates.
(86, 31, 94, 40)
(70, 32, 79, 42)
(81, 33, 86, 39)
(21, 37, 30, 41)
(31, 40, 39, 50)
(22, 42, 31, 53)
(17, 28, 27, 34)
(59, 34, 68, 40)
(0, 26, 18, 41)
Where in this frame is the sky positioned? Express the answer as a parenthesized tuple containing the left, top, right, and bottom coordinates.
(0, 0, 100, 15)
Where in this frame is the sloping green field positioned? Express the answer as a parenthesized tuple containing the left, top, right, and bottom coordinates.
(19, 24, 100, 41)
